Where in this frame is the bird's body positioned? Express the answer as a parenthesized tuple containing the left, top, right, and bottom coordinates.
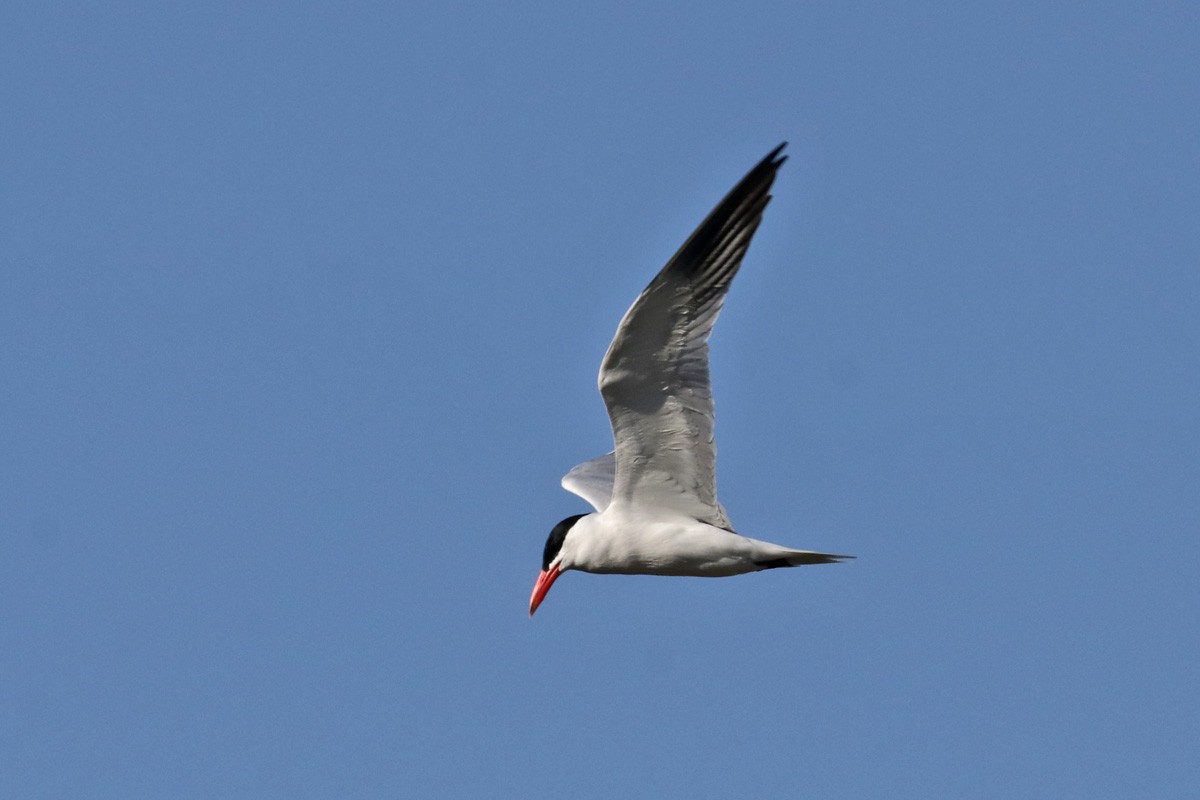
(530, 144, 852, 616)
(562, 511, 755, 577)
(560, 510, 841, 577)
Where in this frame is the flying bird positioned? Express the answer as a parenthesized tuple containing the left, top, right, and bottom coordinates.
(530, 144, 852, 616)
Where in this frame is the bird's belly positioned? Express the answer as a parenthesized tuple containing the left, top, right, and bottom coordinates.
(576, 520, 757, 577)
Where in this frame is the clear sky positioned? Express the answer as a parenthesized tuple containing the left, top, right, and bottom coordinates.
(3, 2, 1197, 798)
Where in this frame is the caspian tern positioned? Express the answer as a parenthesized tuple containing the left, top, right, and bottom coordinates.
(530, 143, 853, 616)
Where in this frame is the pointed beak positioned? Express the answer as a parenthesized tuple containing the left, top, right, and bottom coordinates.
(529, 565, 561, 617)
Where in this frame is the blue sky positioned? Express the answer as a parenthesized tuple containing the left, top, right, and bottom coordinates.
(3, 2, 1197, 797)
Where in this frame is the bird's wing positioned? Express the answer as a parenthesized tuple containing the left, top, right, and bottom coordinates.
(598, 144, 787, 528)
(561, 452, 616, 512)
(562, 450, 732, 521)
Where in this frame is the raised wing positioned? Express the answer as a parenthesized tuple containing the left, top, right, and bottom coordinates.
(598, 144, 787, 527)
(561, 452, 616, 512)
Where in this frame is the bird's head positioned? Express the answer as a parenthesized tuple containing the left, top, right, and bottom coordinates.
(529, 513, 586, 616)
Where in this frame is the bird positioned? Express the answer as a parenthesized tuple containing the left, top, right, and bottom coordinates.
(530, 143, 853, 617)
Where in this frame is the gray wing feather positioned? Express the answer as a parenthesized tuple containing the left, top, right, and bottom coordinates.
(597, 144, 787, 528)
(562, 450, 730, 521)
(561, 452, 616, 512)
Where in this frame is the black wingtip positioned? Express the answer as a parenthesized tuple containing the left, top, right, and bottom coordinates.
(764, 141, 788, 167)
(740, 142, 788, 188)
(648, 142, 791, 302)
(754, 552, 855, 570)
